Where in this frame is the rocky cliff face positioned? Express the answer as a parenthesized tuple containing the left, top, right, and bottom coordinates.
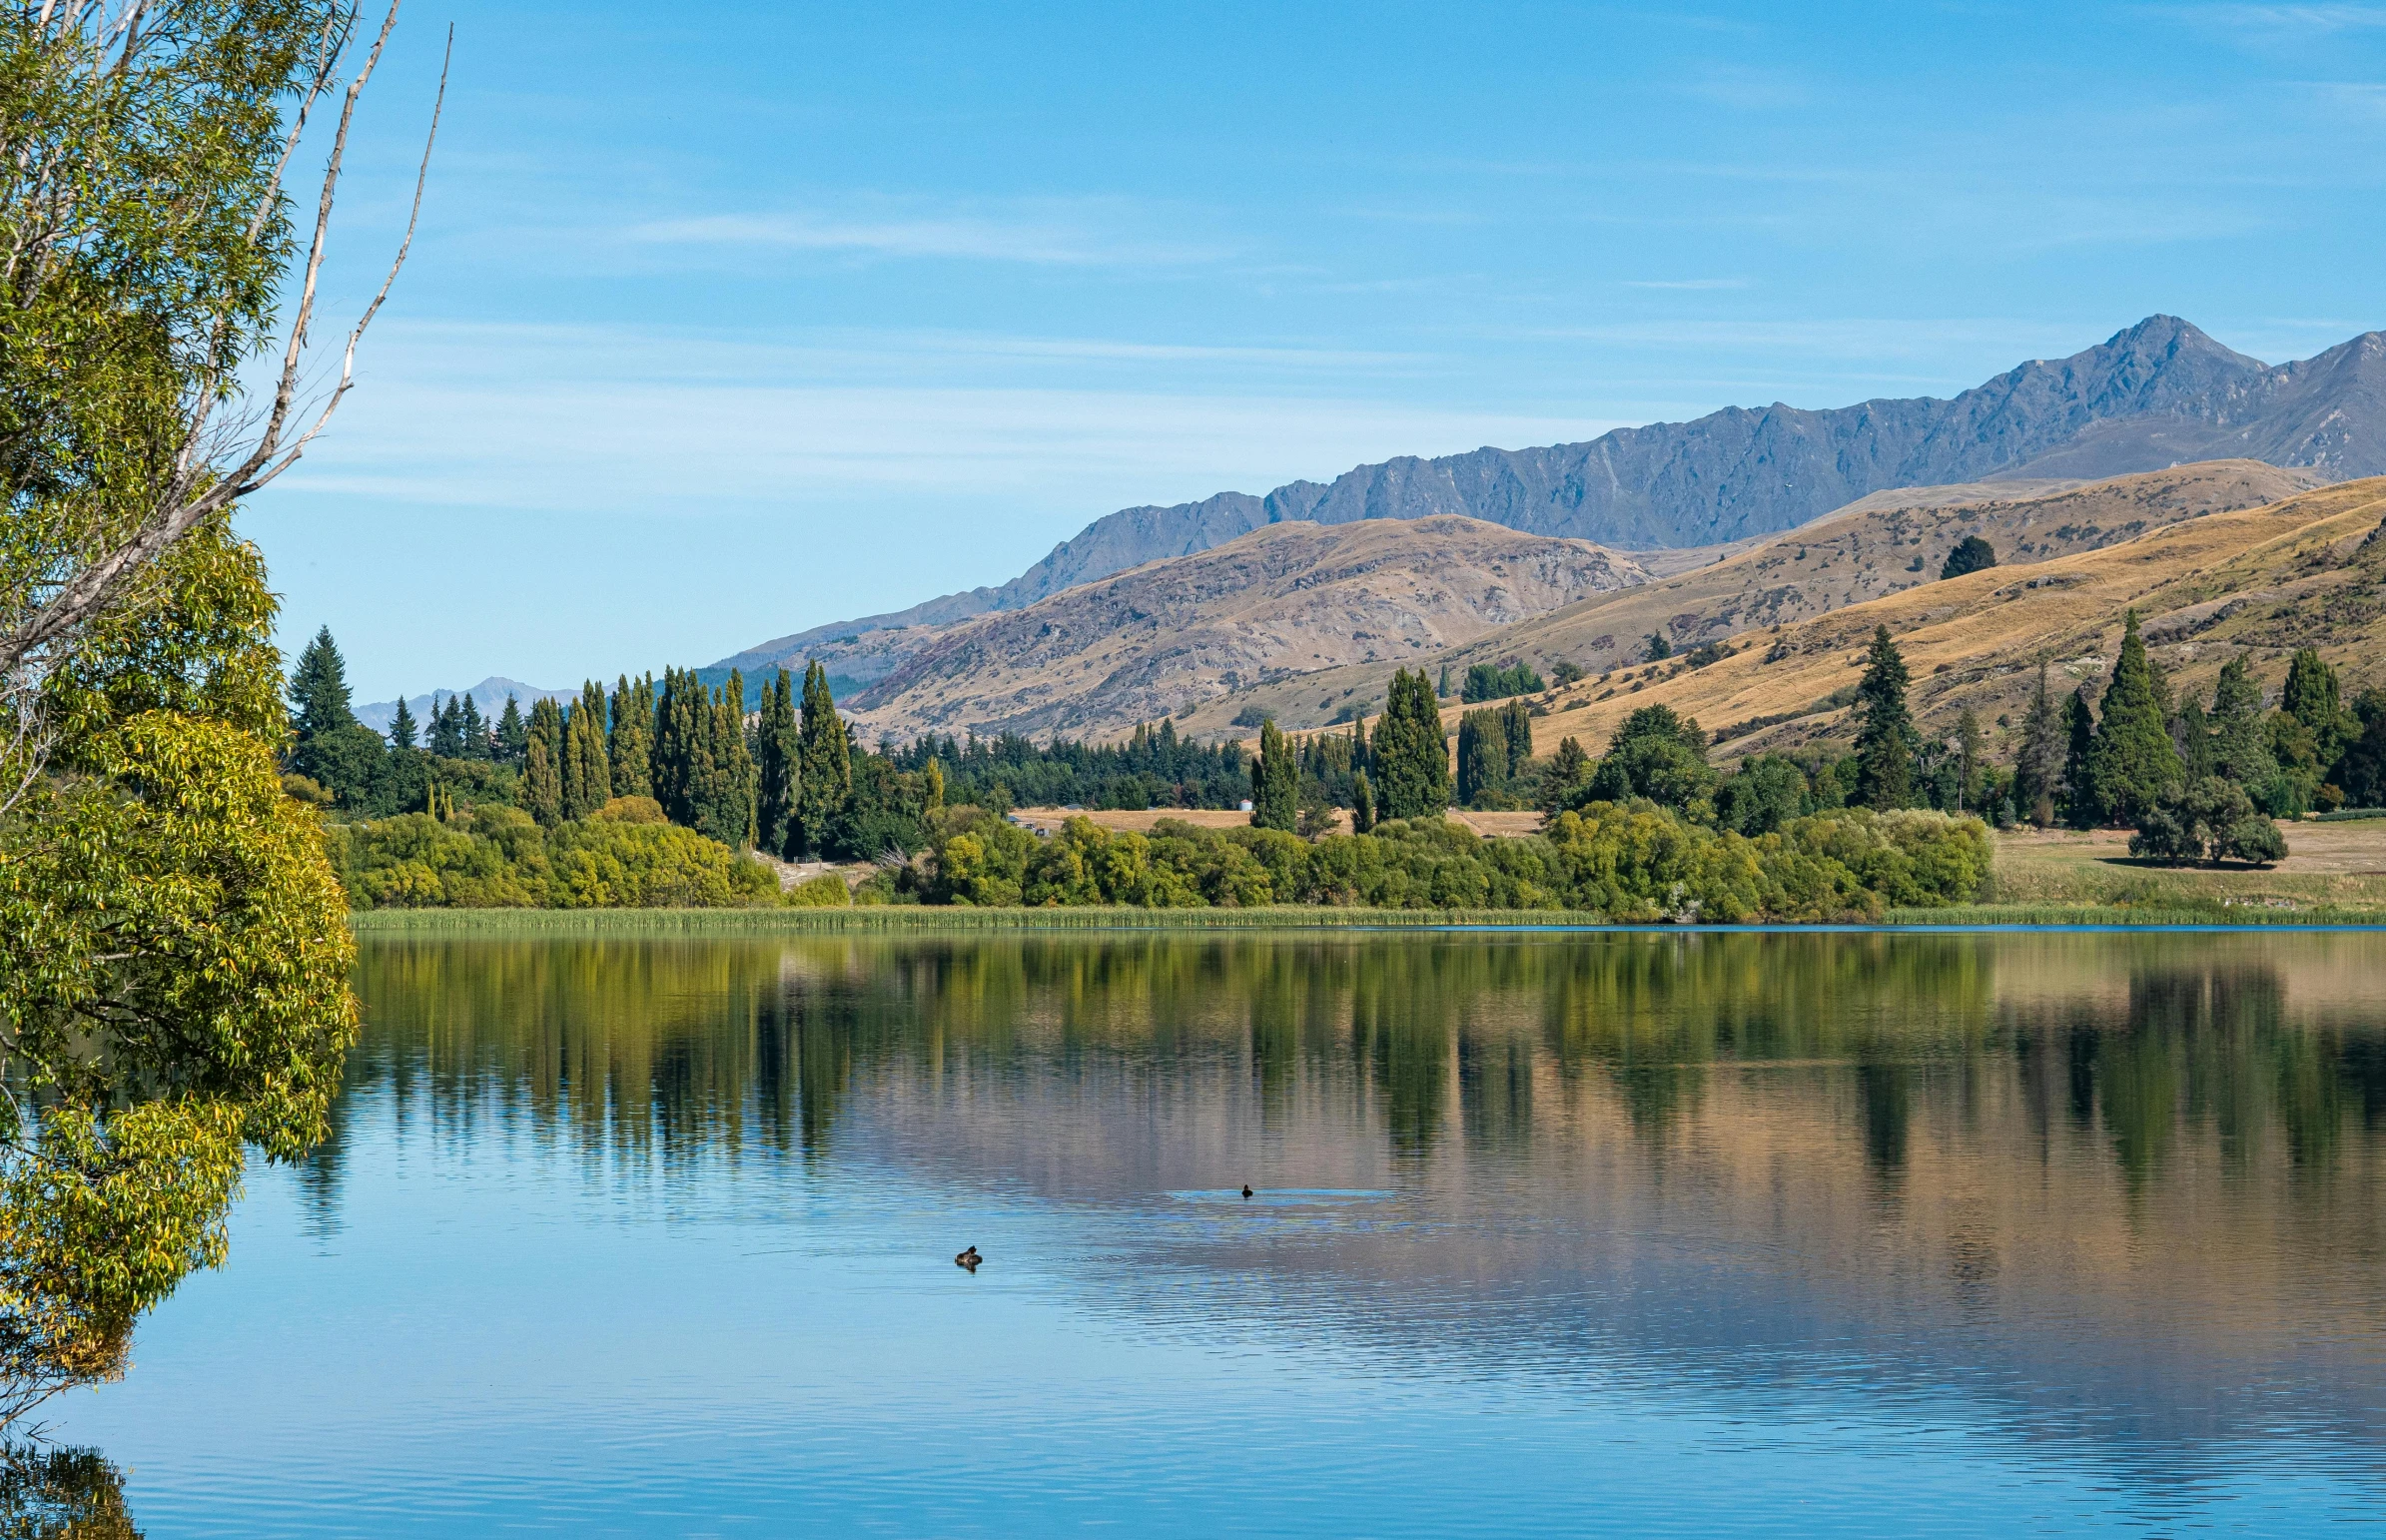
(716, 317, 2386, 696)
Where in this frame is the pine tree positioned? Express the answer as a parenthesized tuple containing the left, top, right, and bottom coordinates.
(1544, 735, 1591, 811)
(794, 661, 852, 857)
(2086, 611, 2184, 825)
(389, 693, 417, 750)
(1251, 719, 1298, 830)
(2012, 659, 2063, 824)
(756, 667, 801, 853)
(2209, 655, 2277, 788)
(459, 693, 488, 760)
(287, 625, 357, 740)
(1853, 625, 1916, 810)
(2173, 695, 2213, 781)
(495, 695, 528, 768)
(609, 673, 654, 797)
(1372, 667, 1451, 820)
(1350, 768, 1375, 833)
(2061, 687, 2097, 829)
(523, 697, 566, 826)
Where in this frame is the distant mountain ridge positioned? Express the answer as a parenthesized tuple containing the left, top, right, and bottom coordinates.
(713, 316, 2386, 696)
(356, 676, 573, 734)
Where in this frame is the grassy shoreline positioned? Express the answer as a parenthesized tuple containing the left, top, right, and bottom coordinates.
(346, 904, 2386, 935)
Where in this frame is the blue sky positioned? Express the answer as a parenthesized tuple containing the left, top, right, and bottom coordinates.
(257, 1, 2386, 701)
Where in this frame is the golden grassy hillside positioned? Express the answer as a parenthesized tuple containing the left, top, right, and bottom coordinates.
(846, 515, 1646, 742)
(1177, 460, 2316, 739)
(1522, 473, 2386, 762)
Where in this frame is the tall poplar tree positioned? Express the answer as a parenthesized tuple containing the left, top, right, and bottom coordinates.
(2086, 611, 2183, 824)
(756, 668, 801, 853)
(795, 661, 852, 857)
(1456, 708, 1506, 807)
(1372, 668, 1450, 820)
(706, 671, 759, 849)
(1501, 697, 1533, 777)
(1853, 625, 1916, 810)
(2012, 659, 2063, 824)
(2061, 688, 2097, 829)
(523, 697, 566, 826)
(1251, 719, 1298, 830)
(562, 687, 611, 821)
(609, 673, 654, 798)
(2281, 648, 2353, 768)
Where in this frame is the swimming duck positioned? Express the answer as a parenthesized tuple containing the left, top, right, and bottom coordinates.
(1240, 1184, 1253, 1199)
(954, 1245, 982, 1270)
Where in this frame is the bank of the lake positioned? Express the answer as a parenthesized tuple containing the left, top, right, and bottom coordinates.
(344, 903, 2386, 934)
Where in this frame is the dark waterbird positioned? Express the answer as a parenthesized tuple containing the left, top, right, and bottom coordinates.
(1241, 1184, 1253, 1199)
(954, 1245, 981, 1271)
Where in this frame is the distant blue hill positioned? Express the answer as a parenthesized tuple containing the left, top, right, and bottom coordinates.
(355, 676, 574, 734)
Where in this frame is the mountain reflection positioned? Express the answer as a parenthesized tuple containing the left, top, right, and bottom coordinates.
(329, 931, 2386, 1465)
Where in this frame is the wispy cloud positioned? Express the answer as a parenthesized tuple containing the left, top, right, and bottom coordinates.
(1676, 64, 1813, 111)
(1621, 279, 1752, 291)
(2175, 3, 2386, 32)
(626, 205, 1228, 267)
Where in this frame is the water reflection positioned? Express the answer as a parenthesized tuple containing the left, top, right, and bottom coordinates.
(317, 932, 2386, 1482)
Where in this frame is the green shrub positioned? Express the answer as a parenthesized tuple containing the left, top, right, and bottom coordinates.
(788, 871, 853, 907)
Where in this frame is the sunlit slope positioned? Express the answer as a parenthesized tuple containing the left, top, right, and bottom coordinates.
(1176, 460, 2319, 739)
(844, 515, 1647, 742)
(1522, 473, 2386, 759)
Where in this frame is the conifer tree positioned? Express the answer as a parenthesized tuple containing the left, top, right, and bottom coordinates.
(2281, 648, 2353, 767)
(756, 667, 801, 853)
(2087, 611, 2184, 825)
(1372, 667, 1450, 820)
(708, 670, 759, 849)
(2012, 659, 2063, 824)
(459, 693, 488, 760)
(1350, 768, 1376, 834)
(2209, 655, 2277, 788)
(1853, 625, 1916, 809)
(2061, 687, 2097, 829)
(425, 693, 461, 758)
(1543, 735, 1591, 811)
(287, 625, 357, 740)
(523, 697, 566, 826)
(794, 661, 852, 857)
(650, 668, 705, 830)
(609, 673, 654, 797)
(495, 695, 528, 769)
(1250, 719, 1298, 830)
(2173, 695, 2213, 781)
(1437, 663, 1453, 699)
(389, 693, 417, 751)
(562, 687, 612, 821)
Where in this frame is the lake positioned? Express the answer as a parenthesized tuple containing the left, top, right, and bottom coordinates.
(45, 929, 2386, 1536)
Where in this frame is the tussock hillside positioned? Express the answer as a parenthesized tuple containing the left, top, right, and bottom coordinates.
(844, 516, 1646, 742)
(1176, 460, 2317, 738)
(1520, 474, 2386, 764)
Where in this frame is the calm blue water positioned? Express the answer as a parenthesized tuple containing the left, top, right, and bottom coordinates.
(45, 931, 2386, 1536)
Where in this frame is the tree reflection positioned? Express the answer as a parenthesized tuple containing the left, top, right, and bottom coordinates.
(0, 1444, 138, 1539)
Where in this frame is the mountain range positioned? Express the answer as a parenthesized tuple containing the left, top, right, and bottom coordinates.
(712, 316, 2386, 706)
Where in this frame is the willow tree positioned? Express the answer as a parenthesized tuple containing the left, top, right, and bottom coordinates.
(0, 2, 439, 1425)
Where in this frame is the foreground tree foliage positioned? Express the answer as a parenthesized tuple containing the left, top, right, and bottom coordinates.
(0, 1, 428, 1424)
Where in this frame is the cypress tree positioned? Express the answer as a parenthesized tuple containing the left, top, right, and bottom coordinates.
(523, 697, 566, 826)
(287, 625, 357, 740)
(1350, 768, 1376, 833)
(709, 671, 759, 849)
(2209, 655, 2277, 788)
(650, 668, 702, 828)
(756, 668, 801, 853)
(459, 692, 488, 760)
(2086, 610, 2184, 824)
(795, 661, 852, 857)
(2013, 659, 2063, 824)
(389, 693, 417, 750)
(2061, 687, 2097, 829)
(2173, 694, 2213, 781)
(1852, 625, 1916, 810)
(1372, 667, 1450, 820)
(1251, 719, 1298, 830)
(609, 673, 654, 797)
(1436, 663, 1452, 699)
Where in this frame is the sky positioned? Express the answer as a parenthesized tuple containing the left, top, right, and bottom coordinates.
(256, 0, 2386, 702)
